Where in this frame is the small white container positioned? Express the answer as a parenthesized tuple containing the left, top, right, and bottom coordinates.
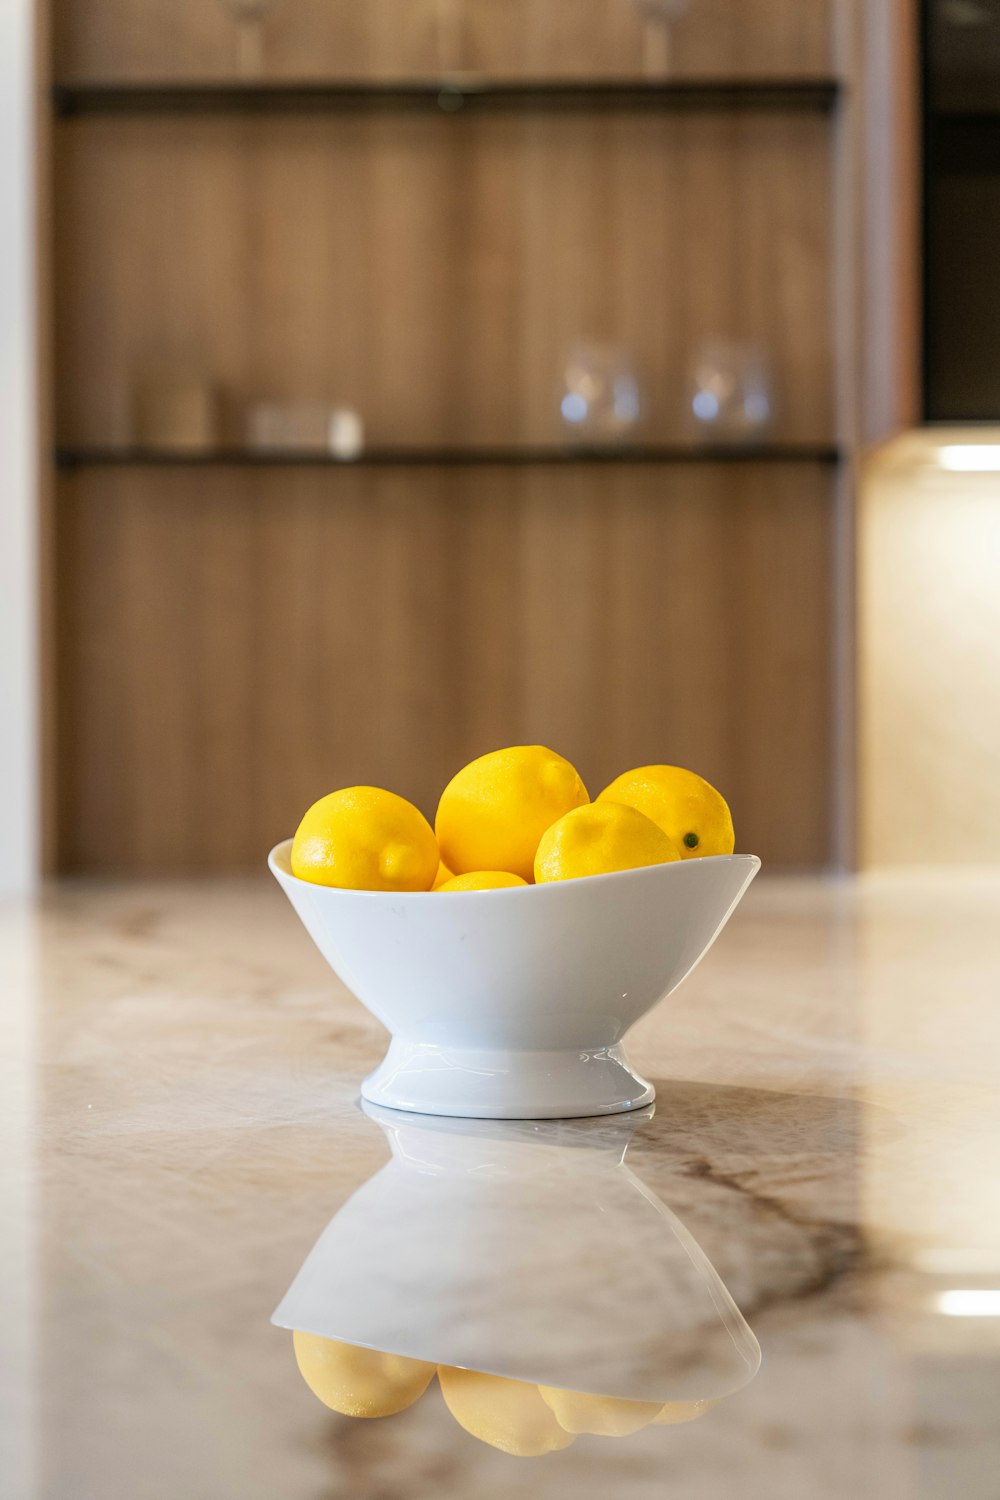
(269, 841, 759, 1120)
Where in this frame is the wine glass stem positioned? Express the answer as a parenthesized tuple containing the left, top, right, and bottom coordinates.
(437, 0, 462, 73)
(642, 18, 672, 78)
(237, 18, 264, 79)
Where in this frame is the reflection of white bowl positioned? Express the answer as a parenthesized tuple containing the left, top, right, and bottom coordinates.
(269, 841, 760, 1120)
(273, 1106, 761, 1405)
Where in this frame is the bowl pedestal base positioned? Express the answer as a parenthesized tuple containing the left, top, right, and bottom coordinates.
(360, 1038, 655, 1120)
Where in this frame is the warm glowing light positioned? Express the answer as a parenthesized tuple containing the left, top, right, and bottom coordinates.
(938, 445, 1000, 472)
(935, 1289, 1000, 1317)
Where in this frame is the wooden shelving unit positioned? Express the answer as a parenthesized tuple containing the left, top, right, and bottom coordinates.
(53, 77, 842, 117)
(55, 443, 843, 470)
(45, 0, 863, 875)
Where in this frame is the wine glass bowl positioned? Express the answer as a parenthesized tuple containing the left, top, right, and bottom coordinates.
(560, 342, 643, 444)
(216, 0, 279, 77)
(688, 339, 774, 444)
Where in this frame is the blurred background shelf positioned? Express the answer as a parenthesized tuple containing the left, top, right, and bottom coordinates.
(44, 0, 877, 875)
(50, 0, 835, 90)
(55, 444, 843, 470)
(53, 109, 836, 455)
(52, 78, 842, 118)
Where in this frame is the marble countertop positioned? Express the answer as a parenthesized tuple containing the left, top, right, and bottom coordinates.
(2, 870, 999, 1498)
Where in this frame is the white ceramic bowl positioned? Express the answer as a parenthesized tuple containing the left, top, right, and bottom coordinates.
(269, 840, 759, 1120)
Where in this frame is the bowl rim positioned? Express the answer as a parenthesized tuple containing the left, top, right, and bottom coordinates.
(268, 838, 761, 900)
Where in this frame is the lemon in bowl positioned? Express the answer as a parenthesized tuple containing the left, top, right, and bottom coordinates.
(435, 745, 589, 882)
(534, 802, 680, 884)
(438, 871, 529, 892)
(291, 786, 439, 894)
(597, 765, 734, 859)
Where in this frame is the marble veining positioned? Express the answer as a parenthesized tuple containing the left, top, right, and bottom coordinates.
(2, 871, 999, 1498)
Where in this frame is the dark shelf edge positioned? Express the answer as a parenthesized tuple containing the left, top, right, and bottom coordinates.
(55, 444, 843, 471)
(52, 78, 842, 118)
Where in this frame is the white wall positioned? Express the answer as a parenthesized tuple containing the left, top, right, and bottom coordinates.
(0, 0, 39, 893)
(861, 433, 1000, 866)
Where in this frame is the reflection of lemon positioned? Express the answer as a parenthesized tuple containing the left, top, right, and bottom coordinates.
(538, 1387, 663, 1436)
(534, 802, 680, 883)
(293, 1332, 435, 1417)
(435, 747, 589, 882)
(438, 1367, 576, 1456)
(437, 870, 528, 892)
(653, 1399, 714, 1424)
(291, 787, 439, 892)
(597, 766, 734, 859)
(432, 860, 454, 890)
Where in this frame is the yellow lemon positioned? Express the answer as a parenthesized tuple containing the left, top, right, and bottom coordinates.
(534, 802, 680, 884)
(435, 746, 589, 883)
(597, 766, 734, 859)
(292, 1332, 435, 1418)
(538, 1387, 663, 1436)
(438, 871, 528, 892)
(653, 1399, 714, 1425)
(291, 786, 439, 893)
(431, 860, 454, 890)
(438, 1367, 575, 1456)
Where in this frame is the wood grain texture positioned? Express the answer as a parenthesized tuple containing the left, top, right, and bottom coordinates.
(37, 0, 60, 876)
(47, 4, 843, 875)
(856, 0, 920, 444)
(56, 463, 834, 873)
(52, 0, 833, 84)
(54, 112, 835, 449)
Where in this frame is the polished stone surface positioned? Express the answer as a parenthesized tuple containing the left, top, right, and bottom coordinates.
(272, 1103, 761, 1406)
(2, 871, 1000, 1497)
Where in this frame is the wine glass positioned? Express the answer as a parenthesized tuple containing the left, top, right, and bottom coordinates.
(560, 342, 642, 444)
(434, 0, 464, 75)
(688, 340, 774, 445)
(217, 0, 279, 79)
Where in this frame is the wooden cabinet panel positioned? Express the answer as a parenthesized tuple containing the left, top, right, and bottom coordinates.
(53, 0, 833, 84)
(56, 464, 833, 873)
(55, 113, 835, 449)
(47, 3, 845, 876)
